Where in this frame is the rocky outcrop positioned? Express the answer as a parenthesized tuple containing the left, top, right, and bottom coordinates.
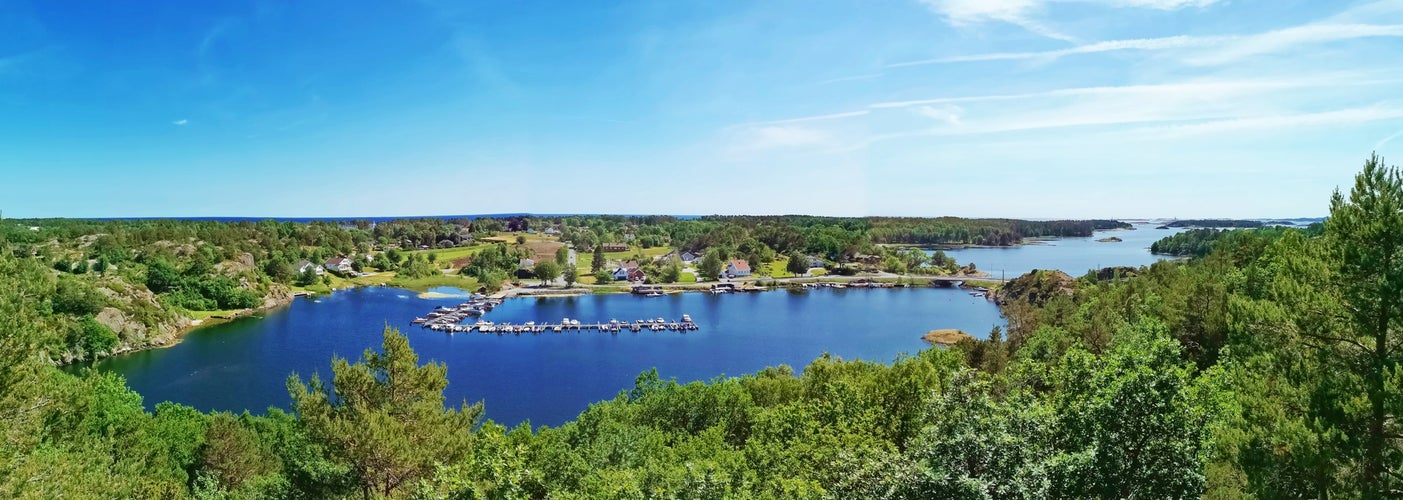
(1096, 236, 1123, 243)
(993, 269, 1075, 306)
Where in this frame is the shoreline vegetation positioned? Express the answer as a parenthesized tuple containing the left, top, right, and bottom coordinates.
(3, 156, 1399, 497)
(12, 214, 1100, 365)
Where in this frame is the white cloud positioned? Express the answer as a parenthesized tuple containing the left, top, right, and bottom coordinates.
(893, 24, 1403, 67)
(918, 0, 1079, 42)
(891, 35, 1217, 65)
(917, 0, 1221, 42)
(1137, 106, 1403, 138)
(735, 125, 830, 150)
(172, 119, 189, 126)
(915, 104, 964, 125)
(1185, 24, 1403, 65)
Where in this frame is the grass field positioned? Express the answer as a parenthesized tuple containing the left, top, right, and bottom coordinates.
(187, 309, 243, 320)
(678, 272, 697, 283)
(387, 273, 481, 293)
(407, 244, 489, 263)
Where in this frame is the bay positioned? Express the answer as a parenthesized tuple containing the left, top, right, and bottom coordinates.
(93, 286, 1002, 427)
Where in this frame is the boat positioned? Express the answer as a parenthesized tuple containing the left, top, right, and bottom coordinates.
(570, 319, 580, 326)
(646, 292, 664, 297)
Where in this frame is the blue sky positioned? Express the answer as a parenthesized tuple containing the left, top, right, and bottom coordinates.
(2, 0, 1402, 218)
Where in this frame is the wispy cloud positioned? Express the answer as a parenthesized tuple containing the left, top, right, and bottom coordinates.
(892, 24, 1403, 67)
(727, 74, 1401, 154)
(918, 0, 1079, 42)
(173, 119, 189, 126)
(916, 0, 1222, 42)
(728, 125, 831, 151)
(1129, 106, 1403, 139)
(814, 73, 886, 85)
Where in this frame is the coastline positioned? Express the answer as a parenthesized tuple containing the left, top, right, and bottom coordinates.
(84, 272, 1002, 365)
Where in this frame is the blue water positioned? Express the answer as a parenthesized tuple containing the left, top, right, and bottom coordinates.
(936, 222, 1187, 279)
(92, 286, 1002, 427)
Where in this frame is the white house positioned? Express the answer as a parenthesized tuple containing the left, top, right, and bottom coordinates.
(611, 266, 631, 281)
(295, 260, 324, 276)
(324, 257, 353, 272)
(726, 259, 751, 277)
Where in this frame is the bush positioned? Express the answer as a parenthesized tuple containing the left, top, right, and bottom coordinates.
(53, 277, 105, 316)
(71, 315, 119, 356)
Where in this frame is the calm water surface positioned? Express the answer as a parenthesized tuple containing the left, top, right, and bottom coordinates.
(95, 286, 1002, 426)
(937, 223, 1185, 279)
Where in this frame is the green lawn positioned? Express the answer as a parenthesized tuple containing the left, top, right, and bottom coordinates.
(407, 244, 489, 263)
(678, 272, 697, 283)
(603, 245, 673, 262)
(387, 274, 482, 293)
(763, 259, 794, 278)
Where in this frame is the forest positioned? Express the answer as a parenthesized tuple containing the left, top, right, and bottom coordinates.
(0, 214, 1108, 365)
(1, 156, 1399, 498)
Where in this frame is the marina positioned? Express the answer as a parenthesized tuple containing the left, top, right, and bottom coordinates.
(412, 296, 699, 334)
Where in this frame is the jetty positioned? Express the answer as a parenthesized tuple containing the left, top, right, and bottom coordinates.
(412, 296, 699, 335)
(411, 295, 504, 329)
(417, 315, 699, 335)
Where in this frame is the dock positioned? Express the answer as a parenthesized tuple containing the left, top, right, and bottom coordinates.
(412, 296, 698, 335)
(419, 316, 699, 335)
(411, 295, 504, 329)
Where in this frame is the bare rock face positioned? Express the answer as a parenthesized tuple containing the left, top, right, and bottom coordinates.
(96, 307, 146, 338)
(217, 252, 257, 274)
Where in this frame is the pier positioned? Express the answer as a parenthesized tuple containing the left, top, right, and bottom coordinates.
(420, 316, 699, 335)
(412, 297, 698, 335)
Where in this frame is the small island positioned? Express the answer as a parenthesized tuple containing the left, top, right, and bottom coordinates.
(922, 328, 972, 346)
(1097, 236, 1123, 243)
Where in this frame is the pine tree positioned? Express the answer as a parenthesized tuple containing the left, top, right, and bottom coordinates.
(288, 327, 484, 499)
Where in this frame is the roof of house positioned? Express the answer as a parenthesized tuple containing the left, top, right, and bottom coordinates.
(519, 258, 535, 268)
(729, 259, 751, 271)
(325, 256, 350, 266)
(295, 260, 318, 270)
(623, 259, 639, 269)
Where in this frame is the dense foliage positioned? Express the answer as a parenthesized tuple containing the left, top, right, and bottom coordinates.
(1149, 226, 1309, 257)
(2, 156, 1400, 497)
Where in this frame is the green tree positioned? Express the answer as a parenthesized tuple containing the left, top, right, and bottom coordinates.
(288, 328, 484, 499)
(593, 269, 615, 283)
(515, 235, 526, 245)
(533, 260, 561, 286)
(786, 252, 809, 276)
(294, 267, 319, 287)
(73, 315, 119, 356)
(1320, 153, 1403, 494)
(53, 277, 105, 316)
(661, 260, 682, 283)
(591, 244, 605, 272)
(555, 246, 570, 268)
(699, 249, 723, 280)
(563, 266, 578, 287)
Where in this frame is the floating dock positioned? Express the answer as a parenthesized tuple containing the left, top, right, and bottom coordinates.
(413, 297, 698, 335)
(420, 316, 699, 335)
